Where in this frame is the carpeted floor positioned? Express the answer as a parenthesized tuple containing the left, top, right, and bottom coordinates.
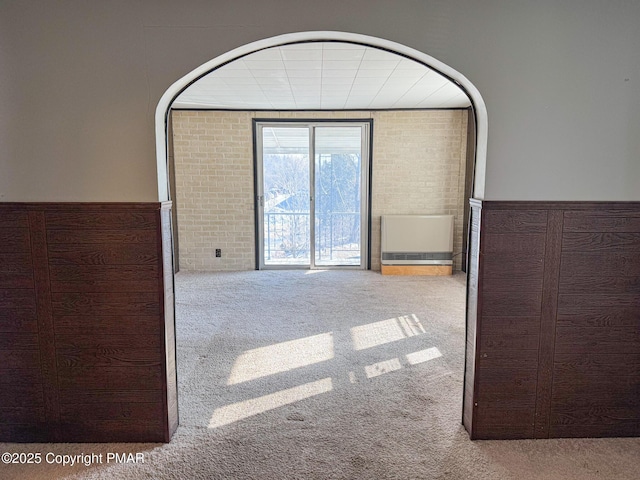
(2, 270, 639, 479)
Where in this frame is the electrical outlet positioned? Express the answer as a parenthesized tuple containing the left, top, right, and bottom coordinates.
(215, 249, 221, 258)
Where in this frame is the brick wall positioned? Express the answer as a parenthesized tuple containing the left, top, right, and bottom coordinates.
(171, 110, 468, 271)
(371, 110, 468, 270)
(172, 111, 255, 271)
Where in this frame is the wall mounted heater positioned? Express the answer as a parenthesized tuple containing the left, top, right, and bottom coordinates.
(381, 215, 454, 267)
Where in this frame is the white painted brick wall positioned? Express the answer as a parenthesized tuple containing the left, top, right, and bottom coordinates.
(172, 110, 467, 271)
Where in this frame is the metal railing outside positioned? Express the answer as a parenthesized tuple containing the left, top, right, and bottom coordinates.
(264, 212, 360, 264)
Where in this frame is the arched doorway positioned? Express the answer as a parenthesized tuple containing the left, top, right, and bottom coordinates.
(155, 31, 487, 203)
(155, 31, 487, 437)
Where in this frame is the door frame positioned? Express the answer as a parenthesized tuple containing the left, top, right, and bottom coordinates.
(253, 118, 373, 270)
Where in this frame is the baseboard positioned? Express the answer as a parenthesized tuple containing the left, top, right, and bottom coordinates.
(381, 264, 452, 276)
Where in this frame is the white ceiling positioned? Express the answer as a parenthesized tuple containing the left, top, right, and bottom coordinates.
(173, 42, 471, 110)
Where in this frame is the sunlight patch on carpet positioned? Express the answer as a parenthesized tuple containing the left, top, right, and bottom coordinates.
(227, 333, 334, 385)
(406, 347, 442, 365)
(365, 347, 442, 379)
(351, 314, 425, 351)
(208, 378, 333, 428)
(364, 358, 403, 378)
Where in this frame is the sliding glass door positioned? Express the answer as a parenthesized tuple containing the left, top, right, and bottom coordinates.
(256, 122, 369, 269)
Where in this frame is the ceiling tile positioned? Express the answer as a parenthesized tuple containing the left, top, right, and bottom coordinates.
(174, 42, 471, 110)
(322, 69, 358, 78)
(359, 60, 401, 70)
(284, 60, 322, 70)
(250, 70, 289, 79)
(352, 77, 387, 88)
(321, 76, 355, 85)
(323, 60, 362, 70)
(349, 85, 382, 96)
(354, 68, 395, 78)
(289, 77, 322, 86)
(243, 60, 285, 70)
(225, 77, 259, 85)
(344, 96, 372, 108)
(287, 69, 322, 78)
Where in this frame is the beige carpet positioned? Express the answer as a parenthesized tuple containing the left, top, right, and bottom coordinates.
(2, 270, 639, 479)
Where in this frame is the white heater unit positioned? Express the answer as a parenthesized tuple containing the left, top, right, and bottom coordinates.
(381, 215, 454, 265)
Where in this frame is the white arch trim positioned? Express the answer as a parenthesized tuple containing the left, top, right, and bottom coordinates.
(155, 31, 487, 201)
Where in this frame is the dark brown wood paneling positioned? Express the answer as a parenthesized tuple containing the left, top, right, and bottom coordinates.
(0, 289, 37, 332)
(557, 310, 640, 328)
(54, 315, 161, 335)
(559, 276, 640, 295)
(57, 422, 167, 443)
(0, 228, 31, 253)
(550, 423, 640, 438)
(563, 210, 640, 232)
(57, 348, 163, 368)
(48, 243, 159, 265)
(59, 402, 164, 423)
(534, 210, 563, 438)
(480, 316, 540, 336)
(554, 326, 640, 354)
(554, 353, 640, 380)
(0, 202, 176, 443)
(0, 211, 30, 229)
(560, 252, 640, 277)
(481, 257, 545, 283)
(476, 348, 539, 371)
(467, 205, 546, 440)
(0, 385, 43, 407)
(556, 214, 639, 437)
(0, 204, 42, 437)
(474, 367, 538, 399)
(57, 365, 164, 391)
(483, 210, 548, 233)
(45, 211, 158, 230)
(479, 290, 543, 317)
(50, 280, 160, 293)
(47, 229, 158, 244)
(0, 252, 34, 289)
(465, 201, 640, 440)
(558, 294, 640, 314)
(481, 233, 547, 255)
(55, 334, 162, 351)
(0, 407, 45, 424)
(0, 350, 41, 369)
(480, 334, 539, 352)
(51, 292, 160, 317)
(50, 264, 158, 282)
(562, 232, 640, 252)
(0, 332, 39, 349)
(58, 389, 164, 404)
(28, 211, 61, 440)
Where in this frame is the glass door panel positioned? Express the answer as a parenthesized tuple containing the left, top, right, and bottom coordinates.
(257, 122, 368, 269)
(314, 127, 363, 266)
(261, 126, 310, 266)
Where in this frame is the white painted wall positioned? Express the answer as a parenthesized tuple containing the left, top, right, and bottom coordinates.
(1, 1, 639, 202)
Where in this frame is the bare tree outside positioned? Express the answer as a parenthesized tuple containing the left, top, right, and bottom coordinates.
(260, 125, 364, 267)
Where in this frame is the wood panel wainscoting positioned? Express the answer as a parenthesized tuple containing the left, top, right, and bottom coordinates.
(0, 203, 177, 442)
(464, 200, 640, 439)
